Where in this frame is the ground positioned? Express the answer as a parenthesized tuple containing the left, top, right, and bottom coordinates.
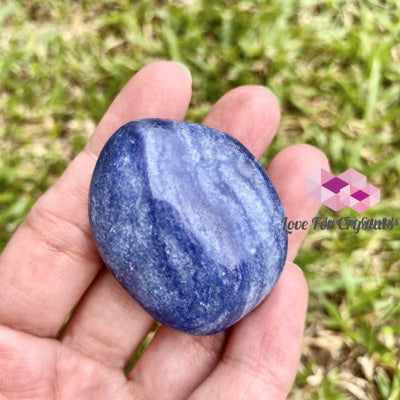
(1, 1, 399, 399)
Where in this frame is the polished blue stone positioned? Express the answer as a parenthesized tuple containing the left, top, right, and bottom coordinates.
(89, 119, 287, 335)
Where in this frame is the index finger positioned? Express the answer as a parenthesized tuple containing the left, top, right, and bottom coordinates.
(0, 61, 192, 337)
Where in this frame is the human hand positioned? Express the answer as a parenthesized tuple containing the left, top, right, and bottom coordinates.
(0, 61, 329, 399)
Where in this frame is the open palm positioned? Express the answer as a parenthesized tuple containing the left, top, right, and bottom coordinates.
(0, 62, 328, 400)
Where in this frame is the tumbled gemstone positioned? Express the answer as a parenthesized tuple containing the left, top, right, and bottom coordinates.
(89, 119, 287, 335)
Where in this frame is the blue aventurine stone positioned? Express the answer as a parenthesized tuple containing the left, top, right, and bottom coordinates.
(89, 119, 287, 335)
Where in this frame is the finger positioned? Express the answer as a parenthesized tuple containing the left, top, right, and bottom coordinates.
(188, 145, 329, 400)
(203, 86, 281, 159)
(267, 144, 330, 262)
(128, 86, 281, 399)
(188, 263, 307, 400)
(60, 269, 155, 368)
(130, 327, 228, 399)
(0, 61, 192, 337)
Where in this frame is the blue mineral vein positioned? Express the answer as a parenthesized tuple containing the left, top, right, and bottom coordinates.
(89, 119, 287, 335)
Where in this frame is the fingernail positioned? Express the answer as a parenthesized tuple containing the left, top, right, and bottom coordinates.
(256, 86, 279, 103)
(286, 261, 304, 275)
(173, 61, 192, 84)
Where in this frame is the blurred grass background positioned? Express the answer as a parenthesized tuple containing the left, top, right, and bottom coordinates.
(0, 0, 399, 398)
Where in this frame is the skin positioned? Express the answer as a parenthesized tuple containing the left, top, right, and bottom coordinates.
(0, 61, 329, 400)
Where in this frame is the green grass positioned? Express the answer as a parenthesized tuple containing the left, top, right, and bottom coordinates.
(1, 1, 399, 398)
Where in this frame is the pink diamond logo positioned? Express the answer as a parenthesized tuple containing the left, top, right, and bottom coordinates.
(337, 168, 366, 189)
(306, 168, 380, 212)
(322, 177, 348, 194)
(351, 190, 368, 201)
